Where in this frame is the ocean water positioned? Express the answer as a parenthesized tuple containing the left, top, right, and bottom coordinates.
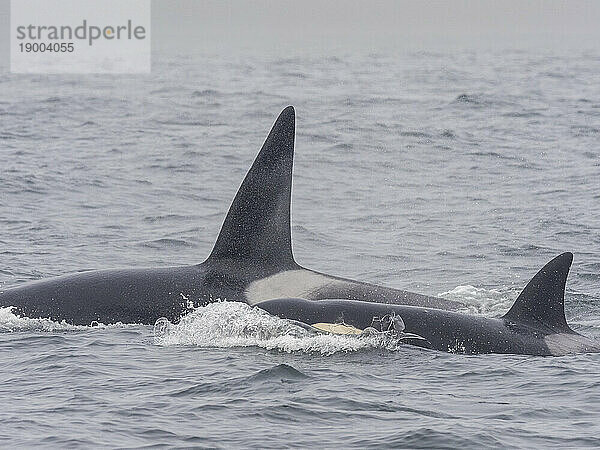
(1, 50, 600, 447)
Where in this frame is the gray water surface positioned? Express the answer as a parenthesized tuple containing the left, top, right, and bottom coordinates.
(1, 50, 600, 448)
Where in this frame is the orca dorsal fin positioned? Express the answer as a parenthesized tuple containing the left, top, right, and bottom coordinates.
(503, 252, 574, 333)
(208, 106, 297, 268)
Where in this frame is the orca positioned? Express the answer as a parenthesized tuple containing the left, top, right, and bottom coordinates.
(257, 253, 600, 356)
(0, 106, 464, 326)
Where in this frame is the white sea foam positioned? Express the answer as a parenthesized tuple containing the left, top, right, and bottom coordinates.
(438, 285, 519, 317)
(0, 306, 124, 332)
(153, 301, 407, 355)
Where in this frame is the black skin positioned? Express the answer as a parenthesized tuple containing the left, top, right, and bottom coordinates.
(256, 297, 555, 356)
(1, 263, 240, 325)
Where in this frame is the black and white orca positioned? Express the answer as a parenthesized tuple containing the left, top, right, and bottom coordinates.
(0, 106, 463, 325)
(257, 253, 600, 356)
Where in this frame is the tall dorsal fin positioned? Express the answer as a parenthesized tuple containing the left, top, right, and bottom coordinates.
(208, 106, 297, 268)
(503, 252, 574, 333)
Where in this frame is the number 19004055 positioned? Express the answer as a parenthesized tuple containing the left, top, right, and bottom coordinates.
(19, 42, 74, 52)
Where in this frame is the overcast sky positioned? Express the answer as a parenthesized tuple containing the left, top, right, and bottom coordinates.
(151, 0, 600, 54)
(1, 0, 600, 65)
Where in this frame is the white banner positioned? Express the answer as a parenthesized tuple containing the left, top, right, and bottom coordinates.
(10, 0, 151, 73)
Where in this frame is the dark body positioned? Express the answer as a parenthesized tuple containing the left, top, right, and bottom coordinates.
(258, 253, 600, 356)
(259, 297, 552, 355)
(0, 107, 462, 325)
(2, 264, 247, 325)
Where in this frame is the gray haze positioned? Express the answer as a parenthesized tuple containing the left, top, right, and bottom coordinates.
(151, 0, 600, 55)
(1, 0, 600, 69)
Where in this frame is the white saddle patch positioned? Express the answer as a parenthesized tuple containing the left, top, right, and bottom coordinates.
(244, 269, 351, 305)
(544, 333, 600, 356)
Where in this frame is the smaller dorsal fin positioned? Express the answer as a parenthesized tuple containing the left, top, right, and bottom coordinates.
(503, 252, 574, 333)
(208, 106, 297, 268)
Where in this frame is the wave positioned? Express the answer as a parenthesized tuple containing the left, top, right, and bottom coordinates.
(191, 89, 221, 97)
(139, 238, 195, 249)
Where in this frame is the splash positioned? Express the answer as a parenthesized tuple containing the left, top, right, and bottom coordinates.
(153, 301, 408, 355)
(0, 306, 124, 332)
(438, 285, 519, 317)
(0, 306, 84, 332)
